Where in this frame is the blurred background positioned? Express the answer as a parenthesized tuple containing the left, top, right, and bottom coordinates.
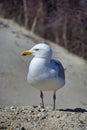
(0, 0, 87, 60)
(0, 0, 87, 109)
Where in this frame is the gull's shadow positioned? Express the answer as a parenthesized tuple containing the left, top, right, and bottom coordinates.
(58, 108, 87, 113)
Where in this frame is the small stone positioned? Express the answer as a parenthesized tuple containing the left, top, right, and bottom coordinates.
(30, 110, 34, 113)
(38, 105, 46, 112)
(41, 108, 46, 112)
(21, 127, 26, 130)
(10, 106, 14, 109)
(8, 128, 13, 130)
(57, 115, 60, 118)
(15, 125, 21, 130)
(37, 113, 46, 120)
(16, 129, 19, 130)
(33, 105, 38, 108)
(10, 106, 15, 110)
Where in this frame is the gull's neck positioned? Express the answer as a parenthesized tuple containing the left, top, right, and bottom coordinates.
(29, 57, 50, 76)
(31, 56, 51, 65)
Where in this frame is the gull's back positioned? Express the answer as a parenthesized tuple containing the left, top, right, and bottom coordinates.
(50, 59, 65, 81)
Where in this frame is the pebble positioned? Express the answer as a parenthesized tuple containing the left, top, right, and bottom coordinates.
(37, 113, 46, 120)
(8, 128, 13, 130)
(16, 127, 20, 130)
(21, 127, 26, 130)
(32, 105, 38, 108)
(10, 106, 15, 110)
(38, 105, 46, 112)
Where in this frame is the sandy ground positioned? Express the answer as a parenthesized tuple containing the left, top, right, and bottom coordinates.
(0, 18, 87, 110)
(0, 106, 87, 130)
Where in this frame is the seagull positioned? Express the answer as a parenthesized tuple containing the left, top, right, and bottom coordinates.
(21, 43, 65, 110)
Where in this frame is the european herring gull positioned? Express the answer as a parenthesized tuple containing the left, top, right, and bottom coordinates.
(21, 43, 65, 110)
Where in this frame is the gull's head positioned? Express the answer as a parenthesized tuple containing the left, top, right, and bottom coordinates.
(21, 43, 52, 59)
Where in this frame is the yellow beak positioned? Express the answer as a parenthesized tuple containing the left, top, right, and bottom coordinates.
(21, 50, 32, 56)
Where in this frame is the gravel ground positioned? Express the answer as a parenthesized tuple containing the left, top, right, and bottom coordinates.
(0, 106, 87, 130)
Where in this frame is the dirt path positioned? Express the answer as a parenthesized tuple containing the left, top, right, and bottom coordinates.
(0, 18, 87, 110)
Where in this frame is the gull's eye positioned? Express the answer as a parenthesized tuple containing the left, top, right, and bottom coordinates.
(34, 48, 39, 51)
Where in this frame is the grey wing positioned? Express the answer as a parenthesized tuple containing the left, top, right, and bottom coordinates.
(50, 59, 65, 80)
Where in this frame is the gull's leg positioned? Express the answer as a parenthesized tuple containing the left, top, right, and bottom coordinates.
(53, 91, 56, 110)
(40, 91, 44, 107)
